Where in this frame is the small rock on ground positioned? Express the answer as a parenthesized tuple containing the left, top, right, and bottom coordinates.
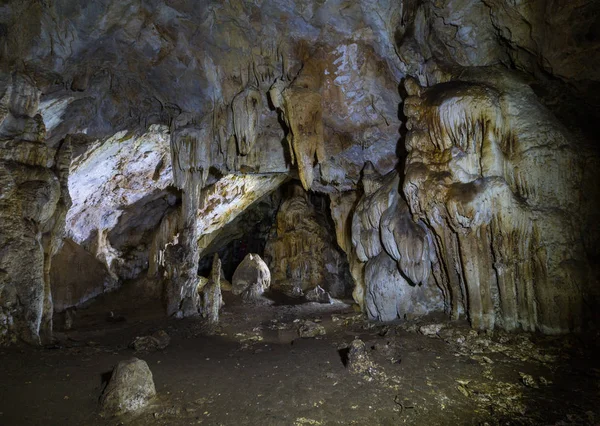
(100, 358, 156, 416)
(298, 320, 326, 338)
(130, 330, 170, 352)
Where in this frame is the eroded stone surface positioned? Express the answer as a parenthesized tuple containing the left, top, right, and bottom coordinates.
(402, 70, 594, 333)
(232, 253, 271, 301)
(100, 358, 156, 416)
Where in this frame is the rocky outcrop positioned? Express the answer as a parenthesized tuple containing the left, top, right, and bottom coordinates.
(264, 184, 352, 298)
(402, 70, 594, 333)
(232, 253, 271, 301)
(100, 358, 156, 416)
(0, 72, 70, 345)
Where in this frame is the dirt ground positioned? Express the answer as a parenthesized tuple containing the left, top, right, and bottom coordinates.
(1, 292, 599, 426)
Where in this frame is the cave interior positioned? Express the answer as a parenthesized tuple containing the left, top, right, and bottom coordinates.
(1, 0, 600, 425)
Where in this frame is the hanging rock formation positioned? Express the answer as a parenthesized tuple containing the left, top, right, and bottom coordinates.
(351, 164, 443, 322)
(265, 184, 351, 298)
(402, 70, 594, 333)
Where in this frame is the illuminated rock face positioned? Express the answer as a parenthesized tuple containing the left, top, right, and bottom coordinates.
(402, 71, 592, 333)
(351, 166, 443, 321)
(232, 253, 271, 301)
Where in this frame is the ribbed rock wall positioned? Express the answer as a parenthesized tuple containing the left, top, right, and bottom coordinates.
(0, 72, 71, 345)
(401, 70, 594, 333)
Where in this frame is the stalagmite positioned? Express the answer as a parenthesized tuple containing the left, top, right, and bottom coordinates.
(201, 254, 223, 324)
(165, 126, 212, 317)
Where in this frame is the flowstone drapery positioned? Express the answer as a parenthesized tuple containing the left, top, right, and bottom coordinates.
(401, 71, 592, 333)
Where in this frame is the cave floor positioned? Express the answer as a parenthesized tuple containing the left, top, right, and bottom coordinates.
(0, 294, 599, 426)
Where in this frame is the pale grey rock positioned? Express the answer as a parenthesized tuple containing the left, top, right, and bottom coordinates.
(352, 165, 443, 322)
(201, 254, 222, 324)
(232, 253, 271, 301)
(100, 358, 157, 416)
(419, 324, 446, 337)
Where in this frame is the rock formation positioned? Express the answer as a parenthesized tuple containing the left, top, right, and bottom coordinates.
(265, 184, 352, 298)
(402, 70, 593, 333)
(201, 254, 223, 324)
(0, 0, 598, 343)
(351, 164, 443, 322)
(100, 358, 156, 416)
(232, 253, 271, 301)
(0, 72, 71, 345)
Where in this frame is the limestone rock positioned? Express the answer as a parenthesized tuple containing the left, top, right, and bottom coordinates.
(365, 251, 441, 322)
(351, 165, 443, 322)
(201, 254, 223, 324)
(346, 339, 379, 380)
(419, 324, 445, 337)
(0, 72, 69, 345)
(100, 358, 156, 416)
(130, 330, 170, 352)
(265, 184, 351, 298)
(298, 320, 326, 338)
(305, 286, 332, 304)
(402, 70, 593, 333)
(232, 253, 270, 301)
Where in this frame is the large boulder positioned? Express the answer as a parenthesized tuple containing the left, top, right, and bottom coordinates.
(231, 253, 270, 301)
(100, 358, 156, 416)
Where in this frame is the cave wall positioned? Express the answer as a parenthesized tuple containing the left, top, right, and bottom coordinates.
(401, 70, 595, 333)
